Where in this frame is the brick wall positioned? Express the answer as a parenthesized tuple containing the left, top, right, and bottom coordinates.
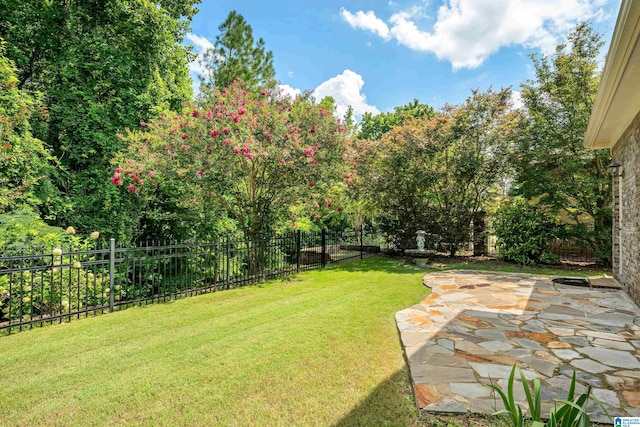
(612, 109, 640, 306)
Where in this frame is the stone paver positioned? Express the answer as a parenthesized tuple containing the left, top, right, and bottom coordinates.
(396, 270, 640, 418)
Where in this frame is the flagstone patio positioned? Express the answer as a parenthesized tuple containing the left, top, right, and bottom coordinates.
(396, 270, 640, 422)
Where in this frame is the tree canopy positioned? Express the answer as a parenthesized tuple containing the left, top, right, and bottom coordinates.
(112, 82, 353, 242)
(360, 88, 520, 253)
(199, 11, 275, 93)
(512, 22, 611, 265)
(358, 99, 436, 141)
(0, 0, 200, 237)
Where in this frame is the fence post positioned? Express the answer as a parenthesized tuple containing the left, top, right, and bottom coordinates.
(109, 238, 115, 312)
(321, 229, 326, 268)
(360, 224, 364, 259)
(226, 234, 231, 289)
(296, 230, 301, 273)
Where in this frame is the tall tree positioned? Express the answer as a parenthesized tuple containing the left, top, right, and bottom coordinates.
(0, 0, 200, 238)
(361, 89, 519, 253)
(199, 11, 275, 92)
(512, 23, 611, 265)
(112, 82, 353, 248)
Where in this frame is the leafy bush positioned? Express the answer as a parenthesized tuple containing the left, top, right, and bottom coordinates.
(0, 208, 108, 326)
(493, 198, 558, 265)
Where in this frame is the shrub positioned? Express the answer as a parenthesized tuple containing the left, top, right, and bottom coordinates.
(493, 198, 558, 265)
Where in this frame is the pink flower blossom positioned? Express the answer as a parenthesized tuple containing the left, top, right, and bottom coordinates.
(304, 147, 314, 157)
(309, 181, 315, 187)
(115, 168, 122, 173)
(279, 159, 286, 165)
(198, 170, 204, 176)
(192, 110, 199, 117)
(128, 184, 136, 192)
(291, 221, 297, 228)
(233, 148, 240, 154)
(140, 121, 146, 127)
(238, 106, 246, 115)
(217, 113, 223, 119)
(223, 127, 230, 134)
(206, 110, 214, 119)
(233, 115, 241, 123)
(210, 129, 220, 138)
(224, 139, 230, 145)
(315, 215, 321, 221)
(133, 175, 140, 183)
(181, 133, 188, 139)
(148, 171, 156, 177)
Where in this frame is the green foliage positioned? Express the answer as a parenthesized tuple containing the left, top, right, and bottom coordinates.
(0, 253, 110, 326)
(512, 23, 611, 266)
(0, 0, 199, 237)
(489, 364, 610, 427)
(358, 98, 435, 140)
(0, 207, 75, 252)
(0, 207, 107, 324)
(198, 10, 275, 93)
(0, 42, 53, 213)
(493, 198, 559, 265)
(361, 89, 519, 254)
(112, 82, 353, 244)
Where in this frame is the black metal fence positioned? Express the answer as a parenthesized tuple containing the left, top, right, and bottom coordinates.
(0, 228, 380, 334)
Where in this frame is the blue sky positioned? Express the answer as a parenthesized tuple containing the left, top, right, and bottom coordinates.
(187, 0, 621, 119)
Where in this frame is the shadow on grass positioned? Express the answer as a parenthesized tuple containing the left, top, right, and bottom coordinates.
(333, 368, 419, 427)
(327, 256, 424, 275)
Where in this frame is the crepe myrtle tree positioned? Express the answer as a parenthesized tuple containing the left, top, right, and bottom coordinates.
(112, 81, 353, 270)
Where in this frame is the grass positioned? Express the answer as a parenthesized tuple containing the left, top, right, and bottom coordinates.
(1, 257, 428, 426)
(0, 256, 611, 426)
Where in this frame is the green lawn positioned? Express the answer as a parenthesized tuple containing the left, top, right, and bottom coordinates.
(1, 257, 428, 426)
(0, 256, 609, 426)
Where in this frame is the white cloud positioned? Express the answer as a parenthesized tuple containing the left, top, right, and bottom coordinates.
(276, 70, 380, 120)
(511, 90, 524, 110)
(340, 8, 391, 40)
(278, 84, 302, 99)
(314, 70, 380, 119)
(341, 0, 607, 69)
(185, 33, 214, 76)
(287, 71, 294, 78)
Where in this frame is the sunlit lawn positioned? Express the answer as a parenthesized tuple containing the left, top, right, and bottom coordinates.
(1, 257, 429, 426)
(0, 256, 609, 426)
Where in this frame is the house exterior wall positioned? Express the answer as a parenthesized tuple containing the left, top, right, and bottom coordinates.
(612, 109, 640, 305)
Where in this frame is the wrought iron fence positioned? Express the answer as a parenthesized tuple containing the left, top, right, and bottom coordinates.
(0, 227, 379, 334)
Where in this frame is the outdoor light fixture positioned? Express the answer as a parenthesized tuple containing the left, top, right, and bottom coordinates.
(609, 160, 623, 177)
